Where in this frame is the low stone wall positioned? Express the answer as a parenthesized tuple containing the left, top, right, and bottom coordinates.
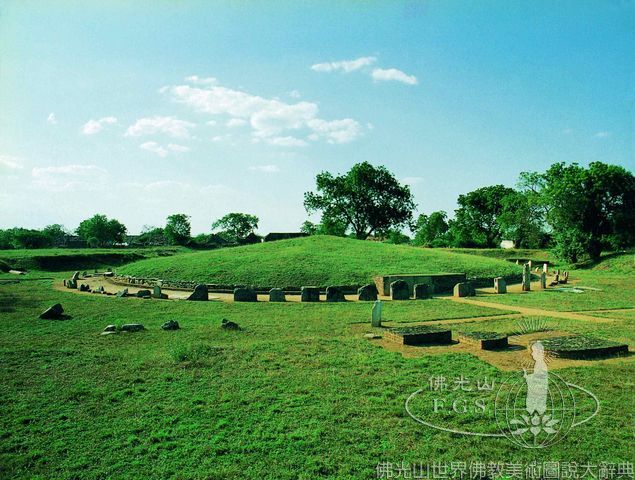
(374, 273, 467, 296)
(110, 275, 362, 295)
(468, 274, 523, 288)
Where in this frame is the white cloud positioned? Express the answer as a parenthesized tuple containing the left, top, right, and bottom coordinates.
(371, 68, 418, 85)
(139, 142, 190, 157)
(307, 118, 362, 144)
(0, 155, 24, 172)
(165, 80, 364, 145)
(288, 90, 301, 99)
(401, 176, 423, 185)
(311, 56, 377, 73)
(266, 136, 308, 147)
(47, 113, 57, 125)
(167, 143, 190, 153)
(185, 75, 218, 86)
(593, 131, 610, 138)
(31, 164, 109, 192)
(32, 164, 107, 177)
(125, 116, 195, 139)
(139, 141, 168, 157)
(249, 164, 280, 173)
(206, 120, 218, 127)
(81, 116, 117, 135)
(226, 118, 248, 128)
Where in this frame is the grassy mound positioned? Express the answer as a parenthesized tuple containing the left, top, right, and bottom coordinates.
(118, 236, 521, 286)
(588, 251, 634, 274)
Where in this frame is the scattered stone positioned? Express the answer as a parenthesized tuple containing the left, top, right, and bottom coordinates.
(522, 263, 531, 292)
(66, 278, 78, 289)
(390, 280, 410, 300)
(103, 325, 117, 332)
(364, 333, 382, 339)
(301, 286, 320, 302)
(93, 286, 105, 294)
(325, 286, 346, 302)
(161, 320, 180, 330)
(121, 323, 145, 332)
(136, 289, 151, 298)
(540, 272, 547, 289)
(72, 271, 80, 281)
(543, 263, 549, 275)
(413, 283, 432, 300)
(116, 288, 128, 298)
(221, 318, 241, 330)
(152, 285, 168, 299)
(79, 284, 91, 292)
(39, 303, 64, 319)
(454, 282, 475, 298)
(357, 284, 378, 301)
(104, 271, 114, 277)
(187, 284, 209, 301)
(560, 272, 569, 284)
(234, 287, 257, 302)
(269, 288, 286, 302)
(371, 300, 382, 327)
(100, 331, 118, 336)
(494, 277, 507, 294)
(9, 269, 25, 275)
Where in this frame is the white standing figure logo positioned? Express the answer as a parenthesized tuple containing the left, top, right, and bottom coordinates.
(524, 341, 549, 416)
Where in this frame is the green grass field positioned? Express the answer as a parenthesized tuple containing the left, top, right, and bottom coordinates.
(0, 244, 632, 479)
(117, 236, 522, 286)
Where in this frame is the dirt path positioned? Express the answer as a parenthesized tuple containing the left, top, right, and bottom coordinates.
(441, 296, 618, 323)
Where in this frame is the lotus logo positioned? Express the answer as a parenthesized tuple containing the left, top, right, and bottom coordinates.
(406, 341, 600, 449)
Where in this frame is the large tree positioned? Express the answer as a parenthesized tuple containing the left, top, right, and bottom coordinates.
(76, 214, 127, 247)
(452, 185, 516, 248)
(212, 213, 259, 242)
(164, 214, 191, 246)
(413, 211, 449, 247)
(303, 162, 416, 240)
(528, 162, 634, 262)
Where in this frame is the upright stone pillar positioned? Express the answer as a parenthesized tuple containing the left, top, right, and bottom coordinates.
(371, 300, 382, 327)
(494, 277, 507, 294)
(540, 272, 547, 289)
(543, 263, 549, 275)
(522, 263, 531, 292)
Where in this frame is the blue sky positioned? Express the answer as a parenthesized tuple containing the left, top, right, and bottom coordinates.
(1, 1, 633, 235)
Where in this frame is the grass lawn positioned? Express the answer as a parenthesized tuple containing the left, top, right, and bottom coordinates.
(118, 236, 522, 286)
(381, 299, 515, 324)
(1, 277, 633, 479)
(476, 253, 635, 312)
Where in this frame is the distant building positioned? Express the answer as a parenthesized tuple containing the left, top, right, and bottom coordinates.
(241, 232, 263, 244)
(500, 240, 516, 249)
(263, 232, 309, 242)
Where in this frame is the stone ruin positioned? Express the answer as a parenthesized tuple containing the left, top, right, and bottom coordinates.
(494, 277, 506, 294)
(326, 286, 346, 302)
(301, 286, 320, 302)
(234, 287, 257, 302)
(390, 280, 410, 300)
(357, 284, 378, 301)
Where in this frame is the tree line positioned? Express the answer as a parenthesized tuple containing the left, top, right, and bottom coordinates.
(0, 213, 261, 250)
(301, 161, 634, 263)
(1, 160, 632, 263)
